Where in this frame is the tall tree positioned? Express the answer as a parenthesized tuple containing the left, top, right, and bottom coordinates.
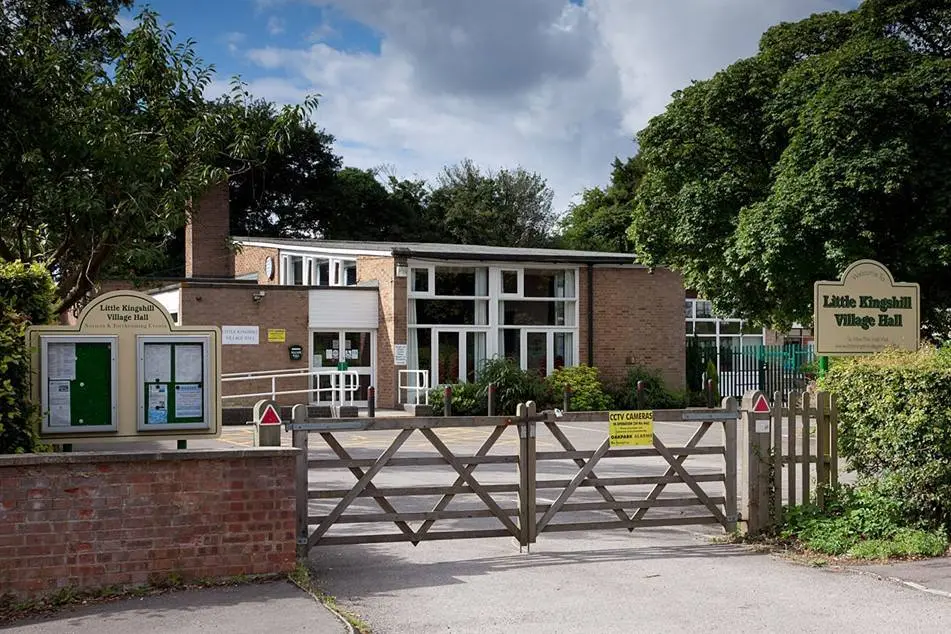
(427, 159, 557, 247)
(0, 2, 315, 312)
(558, 155, 645, 252)
(630, 0, 951, 334)
(224, 98, 341, 239)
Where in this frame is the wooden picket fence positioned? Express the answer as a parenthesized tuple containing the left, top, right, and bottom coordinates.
(742, 390, 838, 534)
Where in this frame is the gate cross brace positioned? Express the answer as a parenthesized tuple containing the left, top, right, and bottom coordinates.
(652, 434, 728, 526)
(413, 425, 507, 544)
(310, 428, 413, 547)
(631, 421, 712, 522)
(318, 432, 417, 542)
(536, 439, 612, 532)
(420, 429, 521, 538)
(545, 422, 631, 527)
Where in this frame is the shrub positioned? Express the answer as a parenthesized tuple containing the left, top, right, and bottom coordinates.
(430, 382, 486, 416)
(0, 261, 56, 454)
(781, 482, 949, 559)
(545, 365, 612, 412)
(476, 357, 546, 415)
(610, 364, 686, 410)
(819, 347, 951, 531)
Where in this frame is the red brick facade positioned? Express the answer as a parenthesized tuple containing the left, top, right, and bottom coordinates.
(185, 181, 233, 279)
(179, 284, 311, 405)
(234, 245, 280, 285)
(580, 266, 685, 390)
(357, 256, 402, 408)
(0, 449, 297, 600)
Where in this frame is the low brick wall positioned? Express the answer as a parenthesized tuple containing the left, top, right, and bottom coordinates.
(0, 448, 298, 600)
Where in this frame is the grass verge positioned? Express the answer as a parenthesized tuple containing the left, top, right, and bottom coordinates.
(289, 561, 371, 633)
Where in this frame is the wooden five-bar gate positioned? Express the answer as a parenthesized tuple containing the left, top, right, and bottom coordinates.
(288, 400, 739, 557)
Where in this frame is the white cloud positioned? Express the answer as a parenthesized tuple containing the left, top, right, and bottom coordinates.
(222, 31, 247, 54)
(243, 0, 856, 212)
(267, 16, 286, 36)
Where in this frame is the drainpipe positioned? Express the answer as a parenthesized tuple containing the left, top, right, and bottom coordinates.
(587, 263, 594, 366)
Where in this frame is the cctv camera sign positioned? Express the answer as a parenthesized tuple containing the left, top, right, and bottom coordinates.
(222, 326, 260, 345)
(813, 260, 919, 356)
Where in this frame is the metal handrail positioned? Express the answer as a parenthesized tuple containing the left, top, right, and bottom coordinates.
(221, 368, 361, 404)
(398, 369, 430, 405)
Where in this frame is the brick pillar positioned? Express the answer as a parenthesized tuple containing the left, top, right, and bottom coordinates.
(185, 181, 234, 279)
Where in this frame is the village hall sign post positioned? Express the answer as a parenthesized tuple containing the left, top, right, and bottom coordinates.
(813, 259, 920, 358)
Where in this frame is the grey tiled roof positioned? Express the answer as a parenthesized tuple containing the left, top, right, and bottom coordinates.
(232, 236, 639, 264)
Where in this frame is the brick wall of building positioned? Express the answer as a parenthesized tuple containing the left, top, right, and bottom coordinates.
(180, 284, 311, 405)
(579, 266, 685, 391)
(234, 245, 280, 285)
(185, 181, 233, 279)
(0, 449, 297, 600)
(356, 256, 401, 408)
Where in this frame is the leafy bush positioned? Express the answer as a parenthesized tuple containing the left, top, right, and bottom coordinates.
(476, 357, 546, 415)
(781, 483, 949, 559)
(545, 365, 613, 412)
(610, 364, 685, 410)
(819, 347, 951, 531)
(430, 357, 546, 416)
(429, 382, 486, 416)
(0, 261, 56, 454)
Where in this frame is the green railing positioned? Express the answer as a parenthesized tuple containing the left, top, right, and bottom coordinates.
(686, 339, 815, 399)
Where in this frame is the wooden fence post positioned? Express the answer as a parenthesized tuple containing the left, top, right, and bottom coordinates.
(291, 404, 310, 560)
(516, 401, 537, 551)
(771, 391, 783, 525)
(721, 396, 738, 534)
(741, 390, 771, 534)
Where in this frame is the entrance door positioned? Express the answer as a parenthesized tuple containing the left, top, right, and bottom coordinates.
(310, 330, 374, 404)
(430, 329, 488, 385)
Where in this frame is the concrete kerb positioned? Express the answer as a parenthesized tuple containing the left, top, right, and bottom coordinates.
(841, 564, 951, 600)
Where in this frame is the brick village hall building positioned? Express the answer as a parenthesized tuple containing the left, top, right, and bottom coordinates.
(141, 183, 685, 410)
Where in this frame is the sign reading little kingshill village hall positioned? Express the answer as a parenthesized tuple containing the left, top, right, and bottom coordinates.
(813, 260, 920, 356)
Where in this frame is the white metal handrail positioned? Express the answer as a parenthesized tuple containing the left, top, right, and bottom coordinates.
(222, 368, 360, 405)
(398, 369, 430, 405)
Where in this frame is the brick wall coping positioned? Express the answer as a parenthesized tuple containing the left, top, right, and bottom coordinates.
(0, 447, 299, 467)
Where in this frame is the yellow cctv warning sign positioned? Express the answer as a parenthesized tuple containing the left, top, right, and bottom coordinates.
(608, 410, 654, 446)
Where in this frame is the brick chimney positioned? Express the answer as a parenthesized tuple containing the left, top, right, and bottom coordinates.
(185, 180, 234, 279)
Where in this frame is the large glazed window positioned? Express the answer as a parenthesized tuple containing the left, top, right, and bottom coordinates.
(407, 263, 580, 386)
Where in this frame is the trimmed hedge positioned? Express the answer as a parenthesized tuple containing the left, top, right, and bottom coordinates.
(819, 347, 951, 531)
(545, 365, 613, 412)
(0, 261, 56, 454)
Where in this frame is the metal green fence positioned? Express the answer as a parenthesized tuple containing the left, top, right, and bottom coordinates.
(686, 339, 815, 400)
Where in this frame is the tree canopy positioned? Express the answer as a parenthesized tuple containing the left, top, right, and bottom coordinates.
(629, 0, 951, 334)
(0, 1, 316, 312)
(427, 159, 557, 248)
(558, 156, 644, 252)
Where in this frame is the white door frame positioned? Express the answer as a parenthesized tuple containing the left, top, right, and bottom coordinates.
(308, 328, 376, 405)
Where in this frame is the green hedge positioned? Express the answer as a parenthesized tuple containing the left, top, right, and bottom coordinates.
(0, 261, 56, 454)
(819, 347, 951, 531)
(546, 365, 613, 412)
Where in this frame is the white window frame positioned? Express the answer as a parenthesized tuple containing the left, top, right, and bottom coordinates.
(280, 251, 357, 287)
(407, 260, 581, 380)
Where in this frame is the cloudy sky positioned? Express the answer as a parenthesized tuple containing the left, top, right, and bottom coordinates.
(130, 0, 858, 212)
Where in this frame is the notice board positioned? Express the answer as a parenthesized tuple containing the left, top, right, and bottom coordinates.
(40, 336, 118, 433)
(138, 335, 212, 430)
(27, 290, 221, 443)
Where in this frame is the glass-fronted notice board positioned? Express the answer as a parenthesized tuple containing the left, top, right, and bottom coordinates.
(40, 335, 119, 433)
(137, 335, 212, 431)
